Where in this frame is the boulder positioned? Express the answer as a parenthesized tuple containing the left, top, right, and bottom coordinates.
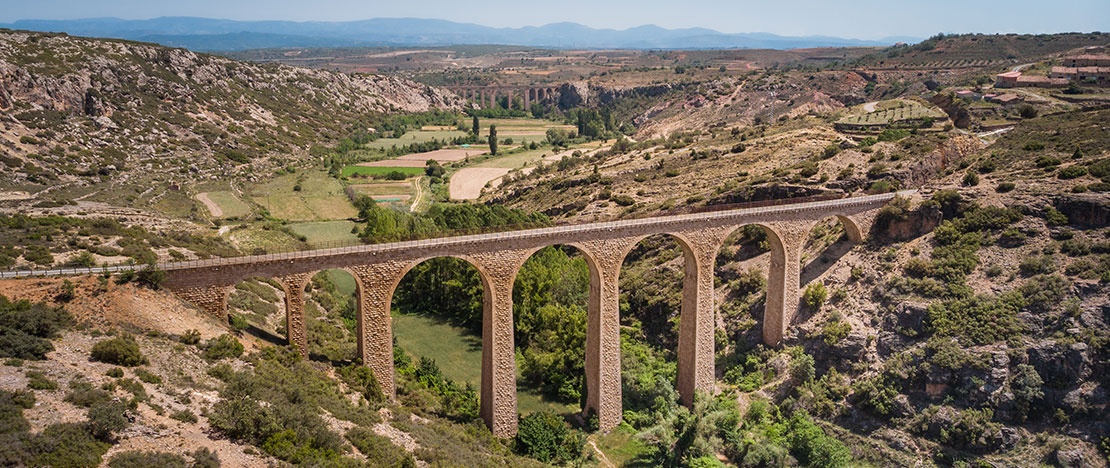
(1054, 193, 1110, 229)
(1028, 341, 1091, 388)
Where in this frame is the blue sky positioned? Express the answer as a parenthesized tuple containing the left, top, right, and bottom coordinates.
(3, 0, 1107, 40)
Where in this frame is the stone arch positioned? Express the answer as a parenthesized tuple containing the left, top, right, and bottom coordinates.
(617, 232, 703, 403)
(720, 223, 792, 346)
(510, 244, 596, 417)
(799, 214, 864, 288)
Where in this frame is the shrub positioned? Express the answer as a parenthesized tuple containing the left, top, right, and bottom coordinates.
(1011, 364, 1044, 421)
(337, 364, 384, 403)
(1018, 274, 1069, 312)
(1019, 255, 1055, 276)
(822, 319, 852, 346)
(30, 423, 110, 467)
(190, 448, 220, 468)
(1057, 165, 1088, 179)
(108, 451, 188, 468)
(787, 411, 852, 467)
(202, 334, 244, 361)
(25, 370, 58, 390)
(90, 335, 147, 366)
(170, 409, 198, 424)
(106, 367, 124, 378)
(86, 400, 130, 441)
(179, 329, 201, 345)
(64, 380, 111, 407)
(134, 368, 162, 385)
(995, 182, 1016, 193)
(1035, 155, 1061, 167)
(1019, 104, 1038, 119)
(0, 296, 73, 360)
(515, 411, 584, 464)
(802, 283, 828, 310)
(1044, 207, 1069, 226)
(962, 172, 979, 186)
(346, 427, 415, 468)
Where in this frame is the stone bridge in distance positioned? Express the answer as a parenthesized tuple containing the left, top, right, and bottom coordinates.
(162, 192, 905, 437)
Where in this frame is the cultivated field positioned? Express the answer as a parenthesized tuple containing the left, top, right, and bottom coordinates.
(449, 168, 510, 200)
(341, 166, 424, 177)
(250, 169, 358, 221)
(364, 129, 468, 150)
(288, 220, 360, 245)
(836, 99, 946, 129)
(195, 191, 251, 219)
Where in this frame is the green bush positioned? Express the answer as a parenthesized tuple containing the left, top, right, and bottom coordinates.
(787, 412, 852, 467)
(515, 411, 584, 464)
(962, 172, 979, 186)
(0, 295, 72, 360)
(803, 283, 828, 310)
(202, 334, 244, 360)
(346, 427, 415, 468)
(90, 335, 147, 367)
(337, 364, 384, 403)
(1058, 165, 1088, 179)
(30, 423, 111, 467)
(25, 370, 57, 390)
(86, 400, 130, 441)
(1044, 207, 1069, 226)
(996, 182, 1016, 193)
(108, 451, 189, 468)
(134, 368, 162, 385)
(64, 380, 111, 408)
(170, 409, 198, 424)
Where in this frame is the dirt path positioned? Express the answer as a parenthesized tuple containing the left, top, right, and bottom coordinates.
(195, 192, 222, 217)
(449, 167, 510, 200)
(588, 439, 616, 468)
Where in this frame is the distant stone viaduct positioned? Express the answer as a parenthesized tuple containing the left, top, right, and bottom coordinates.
(160, 192, 902, 437)
(444, 85, 557, 109)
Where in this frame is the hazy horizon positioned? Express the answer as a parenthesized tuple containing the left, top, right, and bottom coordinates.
(3, 0, 1107, 41)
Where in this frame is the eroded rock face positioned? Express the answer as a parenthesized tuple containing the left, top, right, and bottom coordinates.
(1055, 193, 1110, 229)
(1028, 341, 1092, 388)
(557, 81, 589, 109)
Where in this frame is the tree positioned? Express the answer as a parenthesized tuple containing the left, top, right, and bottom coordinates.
(1019, 104, 1038, 119)
(471, 115, 479, 136)
(488, 125, 498, 155)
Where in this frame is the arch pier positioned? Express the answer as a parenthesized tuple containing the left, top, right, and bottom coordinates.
(164, 193, 896, 437)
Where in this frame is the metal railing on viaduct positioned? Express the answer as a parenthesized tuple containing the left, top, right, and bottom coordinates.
(1, 190, 910, 437)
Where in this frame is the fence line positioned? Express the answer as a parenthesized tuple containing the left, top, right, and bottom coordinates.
(0, 191, 910, 279)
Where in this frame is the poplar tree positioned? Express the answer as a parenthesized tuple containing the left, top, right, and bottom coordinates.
(488, 125, 498, 155)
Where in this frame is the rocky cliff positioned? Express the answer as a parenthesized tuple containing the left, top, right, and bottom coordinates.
(0, 30, 462, 189)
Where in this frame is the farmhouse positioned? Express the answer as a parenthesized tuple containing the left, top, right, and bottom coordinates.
(995, 71, 1022, 88)
(1050, 65, 1110, 84)
(1062, 54, 1110, 67)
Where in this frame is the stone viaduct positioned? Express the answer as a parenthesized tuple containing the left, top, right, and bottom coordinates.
(445, 85, 557, 109)
(160, 192, 903, 437)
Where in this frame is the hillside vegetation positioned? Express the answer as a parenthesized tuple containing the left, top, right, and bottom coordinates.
(0, 31, 1107, 467)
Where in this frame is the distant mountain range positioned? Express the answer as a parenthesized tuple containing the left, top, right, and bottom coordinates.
(0, 17, 920, 51)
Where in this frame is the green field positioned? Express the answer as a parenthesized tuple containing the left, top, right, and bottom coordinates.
(289, 221, 360, 246)
(365, 129, 468, 150)
(391, 312, 578, 416)
(475, 141, 605, 170)
(229, 226, 304, 252)
(349, 182, 416, 197)
(250, 169, 358, 221)
(341, 166, 424, 178)
(203, 190, 252, 218)
(324, 269, 358, 297)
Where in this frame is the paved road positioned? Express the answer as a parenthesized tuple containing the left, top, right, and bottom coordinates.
(1, 190, 912, 279)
